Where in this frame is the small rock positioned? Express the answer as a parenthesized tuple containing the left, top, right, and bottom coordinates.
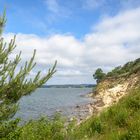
(76, 105, 80, 108)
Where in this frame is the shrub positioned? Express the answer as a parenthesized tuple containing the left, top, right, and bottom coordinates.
(114, 109, 128, 127)
(90, 118, 104, 134)
(126, 96, 140, 110)
(120, 123, 140, 140)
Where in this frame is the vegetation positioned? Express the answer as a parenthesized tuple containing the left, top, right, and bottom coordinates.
(93, 68, 106, 83)
(0, 11, 56, 138)
(1, 86, 140, 140)
(93, 58, 140, 83)
(106, 58, 140, 78)
(71, 87, 140, 140)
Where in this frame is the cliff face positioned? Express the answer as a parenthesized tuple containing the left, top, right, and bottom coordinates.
(80, 59, 140, 123)
(93, 71, 140, 113)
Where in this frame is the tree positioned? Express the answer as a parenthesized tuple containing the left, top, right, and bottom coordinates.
(93, 68, 106, 83)
(0, 11, 57, 137)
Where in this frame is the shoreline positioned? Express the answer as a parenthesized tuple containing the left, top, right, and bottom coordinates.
(69, 91, 96, 124)
(76, 73, 139, 124)
(77, 84, 129, 124)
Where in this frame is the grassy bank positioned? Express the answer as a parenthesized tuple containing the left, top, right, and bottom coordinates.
(72, 87, 140, 140)
(2, 87, 140, 140)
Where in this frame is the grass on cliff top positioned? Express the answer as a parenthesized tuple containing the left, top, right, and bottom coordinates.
(106, 58, 140, 78)
(2, 87, 140, 140)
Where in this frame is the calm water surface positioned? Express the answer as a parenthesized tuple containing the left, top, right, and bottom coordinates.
(15, 88, 93, 121)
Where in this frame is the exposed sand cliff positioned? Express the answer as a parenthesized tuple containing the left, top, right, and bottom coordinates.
(74, 72, 140, 124)
(89, 72, 140, 115)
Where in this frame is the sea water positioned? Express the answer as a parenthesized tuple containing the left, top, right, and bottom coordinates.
(15, 88, 93, 121)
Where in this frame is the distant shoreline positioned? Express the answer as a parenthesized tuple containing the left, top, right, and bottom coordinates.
(40, 84, 96, 88)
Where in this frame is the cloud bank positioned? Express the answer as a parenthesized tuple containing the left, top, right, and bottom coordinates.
(4, 7, 140, 84)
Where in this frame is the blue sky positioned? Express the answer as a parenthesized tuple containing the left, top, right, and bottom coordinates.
(1, 0, 140, 37)
(1, 0, 100, 37)
(1, 0, 140, 84)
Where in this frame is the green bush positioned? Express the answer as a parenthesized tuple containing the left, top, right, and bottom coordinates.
(106, 58, 140, 78)
(114, 109, 128, 127)
(120, 123, 140, 140)
(126, 96, 140, 110)
(0, 119, 20, 139)
(90, 118, 104, 134)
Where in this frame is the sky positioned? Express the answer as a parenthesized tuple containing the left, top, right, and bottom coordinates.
(0, 0, 140, 84)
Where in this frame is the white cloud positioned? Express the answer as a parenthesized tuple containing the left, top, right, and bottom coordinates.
(45, 0, 60, 14)
(4, 7, 140, 84)
(45, 0, 71, 21)
(4, 33, 84, 69)
(84, 7, 140, 66)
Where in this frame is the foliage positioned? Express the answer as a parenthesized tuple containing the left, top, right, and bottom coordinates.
(2, 114, 76, 140)
(2, 87, 140, 140)
(93, 58, 140, 81)
(0, 10, 56, 138)
(92, 57, 140, 85)
(106, 58, 140, 78)
(93, 68, 106, 83)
